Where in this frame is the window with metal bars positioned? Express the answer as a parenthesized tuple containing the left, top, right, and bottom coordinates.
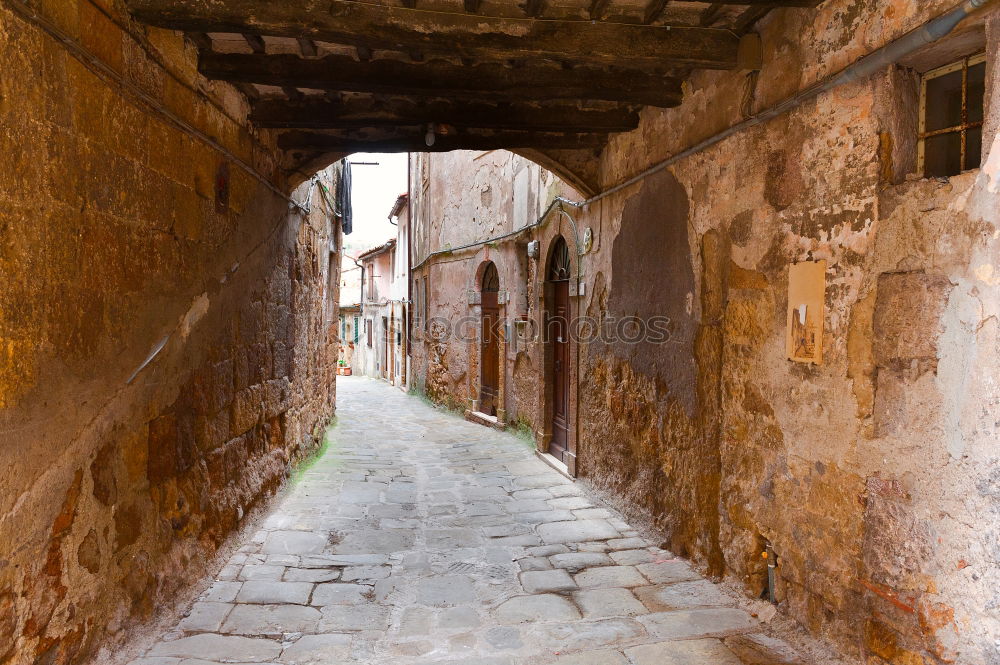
(919, 53, 986, 178)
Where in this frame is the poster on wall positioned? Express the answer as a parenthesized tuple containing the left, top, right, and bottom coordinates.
(786, 260, 826, 365)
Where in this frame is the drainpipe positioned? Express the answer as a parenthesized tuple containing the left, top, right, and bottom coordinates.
(351, 256, 364, 315)
(555, 0, 997, 210)
(764, 542, 778, 604)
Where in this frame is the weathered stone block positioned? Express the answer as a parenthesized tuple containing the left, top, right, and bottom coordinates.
(638, 608, 757, 639)
(626, 638, 743, 665)
(148, 634, 282, 661)
(495, 594, 581, 624)
(232, 385, 263, 436)
(873, 272, 952, 366)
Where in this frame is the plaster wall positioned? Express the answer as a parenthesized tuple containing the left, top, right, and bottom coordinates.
(0, 2, 340, 663)
(573, 4, 1000, 664)
(409, 150, 579, 425)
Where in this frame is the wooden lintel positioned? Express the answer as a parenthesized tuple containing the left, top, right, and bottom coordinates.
(198, 52, 685, 107)
(277, 130, 610, 153)
(126, 0, 744, 70)
(251, 97, 641, 132)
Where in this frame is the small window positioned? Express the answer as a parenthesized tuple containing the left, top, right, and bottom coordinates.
(366, 319, 372, 347)
(353, 316, 359, 344)
(919, 53, 986, 177)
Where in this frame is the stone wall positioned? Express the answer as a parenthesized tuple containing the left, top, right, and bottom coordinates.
(0, 2, 340, 663)
(409, 151, 578, 425)
(579, 4, 1000, 663)
(409, 3, 1000, 663)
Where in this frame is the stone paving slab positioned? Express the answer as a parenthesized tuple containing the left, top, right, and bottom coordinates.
(128, 378, 822, 665)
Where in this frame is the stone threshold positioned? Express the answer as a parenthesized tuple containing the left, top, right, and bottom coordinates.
(536, 450, 574, 480)
(465, 409, 505, 430)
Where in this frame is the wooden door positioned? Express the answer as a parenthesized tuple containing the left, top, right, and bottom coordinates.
(547, 238, 573, 466)
(480, 263, 500, 416)
(550, 280, 570, 460)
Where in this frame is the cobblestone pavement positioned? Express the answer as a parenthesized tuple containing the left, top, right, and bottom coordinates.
(129, 376, 807, 665)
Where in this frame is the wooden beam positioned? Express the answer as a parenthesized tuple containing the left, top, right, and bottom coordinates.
(588, 0, 611, 20)
(699, 3, 725, 26)
(281, 86, 304, 101)
(733, 6, 773, 34)
(234, 82, 260, 100)
(251, 97, 641, 132)
(277, 130, 610, 153)
(241, 33, 265, 53)
(463, 0, 482, 13)
(642, 0, 669, 25)
(296, 38, 317, 57)
(126, 0, 743, 70)
(187, 31, 213, 51)
(198, 53, 685, 107)
(522, 0, 546, 18)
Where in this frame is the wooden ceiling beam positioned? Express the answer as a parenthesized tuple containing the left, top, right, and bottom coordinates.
(588, 0, 611, 20)
(241, 33, 265, 53)
(733, 5, 774, 34)
(699, 3, 725, 27)
(642, 0, 669, 25)
(198, 52, 685, 107)
(251, 97, 641, 132)
(125, 0, 742, 70)
(277, 130, 610, 153)
(296, 38, 318, 57)
(522, 0, 546, 18)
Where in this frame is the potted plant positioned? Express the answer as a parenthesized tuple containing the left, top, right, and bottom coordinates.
(337, 359, 352, 376)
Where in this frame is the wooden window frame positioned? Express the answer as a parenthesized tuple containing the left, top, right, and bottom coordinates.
(918, 52, 986, 176)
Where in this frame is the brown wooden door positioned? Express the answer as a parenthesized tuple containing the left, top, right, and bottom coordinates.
(547, 237, 572, 466)
(549, 279, 570, 461)
(480, 263, 500, 416)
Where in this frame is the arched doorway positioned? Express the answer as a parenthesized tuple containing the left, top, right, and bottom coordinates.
(479, 262, 501, 417)
(546, 237, 572, 465)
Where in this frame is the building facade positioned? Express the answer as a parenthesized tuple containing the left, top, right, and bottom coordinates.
(354, 194, 410, 388)
(409, 152, 579, 458)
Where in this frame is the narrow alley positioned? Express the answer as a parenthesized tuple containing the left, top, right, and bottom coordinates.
(5, 0, 1000, 664)
(127, 377, 822, 665)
